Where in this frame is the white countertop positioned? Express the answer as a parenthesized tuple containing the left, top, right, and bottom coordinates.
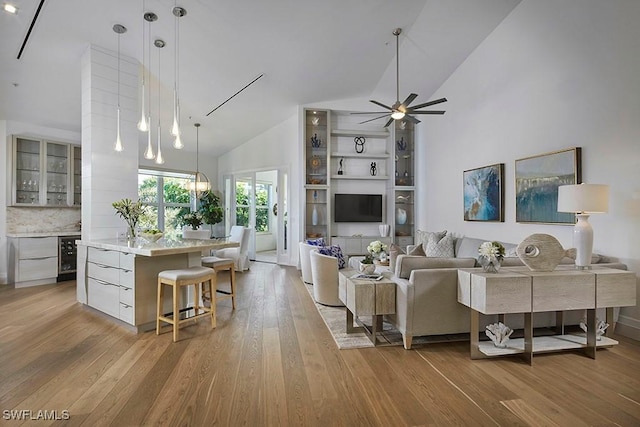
(77, 237, 239, 257)
(7, 231, 82, 238)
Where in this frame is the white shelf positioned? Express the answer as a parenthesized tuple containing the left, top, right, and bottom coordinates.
(331, 152, 389, 159)
(331, 175, 388, 180)
(477, 334, 618, 357)
(331, 129, 389, 138)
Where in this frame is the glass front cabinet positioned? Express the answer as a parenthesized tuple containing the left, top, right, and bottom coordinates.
(12, 136, 81, 207)
(393, 120, 415, 246)
(303, 109, 330, 239)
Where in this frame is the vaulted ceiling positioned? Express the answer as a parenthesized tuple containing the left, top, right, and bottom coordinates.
(0, 0, 520, 156)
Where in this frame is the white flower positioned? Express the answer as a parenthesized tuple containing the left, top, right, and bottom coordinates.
(478, 241, 505, 259)
(367, 240, 388, 255)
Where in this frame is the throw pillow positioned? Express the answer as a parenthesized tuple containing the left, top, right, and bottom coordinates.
(306, 237, 325, 246)
(318, 245, 346, 269)
(415, 229, 447, 249)
(425, 231, 455, 257)
(388, 243, 405, 272)
(408, 243, 426, 256)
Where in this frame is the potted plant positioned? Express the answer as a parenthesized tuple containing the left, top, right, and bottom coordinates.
(179, 211, 204, 230)
(112, 198, 145, 242)
(359, 254, 376, 275)
(478, 241, 505, 273)
(367, 240, 389, 264)
(198, 190, 223, 226)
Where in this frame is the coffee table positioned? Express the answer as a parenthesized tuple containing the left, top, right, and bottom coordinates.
(338, 268, 396, 346)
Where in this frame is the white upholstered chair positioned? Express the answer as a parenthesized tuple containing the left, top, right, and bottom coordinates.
(298, 242, 316, 284)
(214, 225, 251, 272)
(309, 250, 343, 307)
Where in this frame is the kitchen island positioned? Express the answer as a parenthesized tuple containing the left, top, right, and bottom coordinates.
(76, 237, 239, 332)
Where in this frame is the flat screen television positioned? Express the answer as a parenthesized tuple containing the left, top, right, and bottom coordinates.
(334, 193, 383, 223)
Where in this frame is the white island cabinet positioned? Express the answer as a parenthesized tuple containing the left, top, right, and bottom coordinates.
(77, 238, 239, 332)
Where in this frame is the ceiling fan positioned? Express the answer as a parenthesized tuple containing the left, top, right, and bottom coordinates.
(352, 28, 447, 127)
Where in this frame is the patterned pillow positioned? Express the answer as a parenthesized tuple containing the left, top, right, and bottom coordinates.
(415, 230, 447, 248)
(425, 231, 455, 257)
(306, 237, 325, 246)
(317, 245, 346, 269)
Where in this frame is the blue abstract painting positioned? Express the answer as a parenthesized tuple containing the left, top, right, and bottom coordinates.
(515, 148, 581, 224)
(464, 164, 504, 221)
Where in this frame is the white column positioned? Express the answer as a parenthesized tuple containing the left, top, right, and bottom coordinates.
(81, 45, 139, 240)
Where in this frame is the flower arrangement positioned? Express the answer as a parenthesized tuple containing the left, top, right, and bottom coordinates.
(361, 254, 375, 264)
(367, 240, 388, 256)
(478, 241, 505, 260)
(180, 211, 204, 230)
(112, 198, 145, 238)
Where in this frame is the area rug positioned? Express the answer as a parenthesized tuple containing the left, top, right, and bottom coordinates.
(304, 282, 469, 350)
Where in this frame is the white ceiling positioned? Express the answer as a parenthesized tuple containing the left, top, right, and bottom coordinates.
(0, 0, 520, 156)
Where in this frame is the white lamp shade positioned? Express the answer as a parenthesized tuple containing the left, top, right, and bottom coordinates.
(557, 184, 609, 214)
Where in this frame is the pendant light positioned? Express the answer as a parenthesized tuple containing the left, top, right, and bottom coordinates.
(171, 5, 186, 149)
(113, 24, 127, 152)
(137, 1, 149, 132)
(186, 123, 210, 197)
(154, 38, 165, 164)
(143, 11, 157, 159)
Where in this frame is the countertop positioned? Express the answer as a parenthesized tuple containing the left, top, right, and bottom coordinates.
(77, 237, 239, 257)
(7, 231, 82, 238)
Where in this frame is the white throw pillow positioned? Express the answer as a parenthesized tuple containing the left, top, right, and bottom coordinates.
(415, 229, 446, 248)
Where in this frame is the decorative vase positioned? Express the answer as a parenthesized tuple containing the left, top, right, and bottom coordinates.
(379, 224, 390, 237)
(479, 255, 502, 273)
(396, 208, 407, 225)
(126, 225, 137, 246)
(359, 262, 376, 275)
(312, 205, 318, 226)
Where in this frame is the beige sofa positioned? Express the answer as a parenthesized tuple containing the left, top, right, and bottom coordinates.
(387, 236, 628, 349)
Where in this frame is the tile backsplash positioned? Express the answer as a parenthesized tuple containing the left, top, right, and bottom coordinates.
(7, 207, 81, 233)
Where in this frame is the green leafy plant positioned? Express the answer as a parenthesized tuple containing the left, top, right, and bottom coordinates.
(112, 198, 145, 236)
(362, 254, 375, 264)
(179, 211, 204, 230)
(198, 190, 223, 225)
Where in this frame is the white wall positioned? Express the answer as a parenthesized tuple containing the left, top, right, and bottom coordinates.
(418, 0, 640, 338)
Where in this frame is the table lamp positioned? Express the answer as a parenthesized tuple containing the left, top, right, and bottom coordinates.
(557, 183, 609, 269)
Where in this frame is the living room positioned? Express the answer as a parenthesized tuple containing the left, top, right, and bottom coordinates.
(1, 0, 639, 424)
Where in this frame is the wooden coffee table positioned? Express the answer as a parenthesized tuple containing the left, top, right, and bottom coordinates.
(338, 268, 396, 346)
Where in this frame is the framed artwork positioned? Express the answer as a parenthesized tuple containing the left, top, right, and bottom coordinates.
(463, 163, 504, 222)
(515, 147, 581, 224)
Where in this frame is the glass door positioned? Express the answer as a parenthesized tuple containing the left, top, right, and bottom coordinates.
(14, 137, 42, 205)
(45, 141, 69, 206)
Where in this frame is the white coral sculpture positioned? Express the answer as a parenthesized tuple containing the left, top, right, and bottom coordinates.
(485, 322, 513, 348)
(579, 317, 609, 340)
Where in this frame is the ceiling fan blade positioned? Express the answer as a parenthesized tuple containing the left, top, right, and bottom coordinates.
(359, 114, 390, 125)
(409, 97, 448, 110)
(402, 93, 418, 107)
(350, 111, 388, 115)
(405, 115, 421, 124)
(410, 110, 446, 115)
(370, 100, 393, 111)
(383, 117, 394, 128)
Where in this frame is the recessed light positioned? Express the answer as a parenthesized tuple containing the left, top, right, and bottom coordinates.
(3, 3, 18, 14)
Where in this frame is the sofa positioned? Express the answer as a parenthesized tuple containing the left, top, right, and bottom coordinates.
(387, 234, 628, 349)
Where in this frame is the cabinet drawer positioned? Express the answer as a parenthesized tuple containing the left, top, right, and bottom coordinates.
(120, 252, 135, 270)
(87, 277, 120, 319)
(87, 262, 120, 285)
(19, 237, 57, 258)
(119, 302, 134, 324)
(119, 285, 134, 306)
(120, 269, 134, 289)
(88, 247, 119, 268)
(17, 257, 58, 281)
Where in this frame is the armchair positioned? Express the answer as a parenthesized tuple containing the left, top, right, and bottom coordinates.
(309, 250, 343, 307)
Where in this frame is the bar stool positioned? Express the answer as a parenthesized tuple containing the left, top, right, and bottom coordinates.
(156, 266, 216, 342)
(201, 256, 236, 309)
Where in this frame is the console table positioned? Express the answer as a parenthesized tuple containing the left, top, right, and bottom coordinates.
(338, 268, 396, 346)
(457, 266, 636, 364)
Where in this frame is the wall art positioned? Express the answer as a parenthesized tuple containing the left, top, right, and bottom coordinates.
(515, 147, 581, 224)
(463, 163, 504, 222)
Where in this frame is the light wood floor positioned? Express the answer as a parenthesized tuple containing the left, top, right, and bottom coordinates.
(1, 262, 639, 426)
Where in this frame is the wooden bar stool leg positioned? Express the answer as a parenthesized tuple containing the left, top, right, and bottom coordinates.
(229, 267, 236, 309)
(173, 282, 179, 343)
(156, 279, 163, 335)
(209, 277, 216, 328)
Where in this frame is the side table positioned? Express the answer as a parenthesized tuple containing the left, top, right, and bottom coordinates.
(338, 268, 396, 346)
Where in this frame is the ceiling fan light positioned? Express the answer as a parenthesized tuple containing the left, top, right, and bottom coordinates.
(391, 110, 405, 120)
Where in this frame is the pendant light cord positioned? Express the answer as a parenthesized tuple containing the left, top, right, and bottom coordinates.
(395, 30, 400, 103)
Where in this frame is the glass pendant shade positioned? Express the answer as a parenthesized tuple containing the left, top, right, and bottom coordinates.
(114, 107, 124, 152)
(173, 131, 183, 149)
(144, 117, 154, 159)
(137, 84, 148, 131)
(155, 124, 164, 164)
(186, 172, 211, 196)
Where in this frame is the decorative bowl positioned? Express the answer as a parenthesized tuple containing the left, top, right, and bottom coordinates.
(140, 231, 163, 242)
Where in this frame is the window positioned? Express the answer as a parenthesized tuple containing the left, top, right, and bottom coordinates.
(138, 169, 193, 239)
